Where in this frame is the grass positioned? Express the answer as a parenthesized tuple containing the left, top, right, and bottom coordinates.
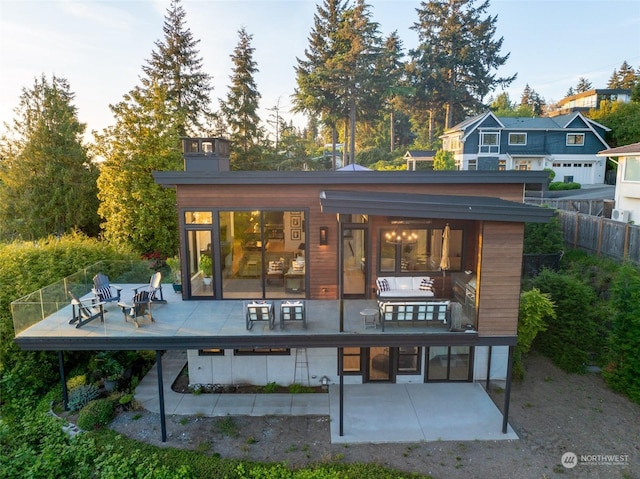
(215, 415, 239, 437)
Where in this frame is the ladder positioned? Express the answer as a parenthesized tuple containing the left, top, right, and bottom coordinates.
(293, 348, 310, 386)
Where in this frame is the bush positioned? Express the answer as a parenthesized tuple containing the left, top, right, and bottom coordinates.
(532, 270, 599, 372)
(77, 398, 114, 430)
(603, 263, 640, 403)
(514, 288, 555, 380)
(549, 181, 581, 190)
(66, 374, 87, 391)
(68, 384, 101, 412)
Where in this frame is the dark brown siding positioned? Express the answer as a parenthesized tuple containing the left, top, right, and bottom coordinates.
(476, 221, 524, 336)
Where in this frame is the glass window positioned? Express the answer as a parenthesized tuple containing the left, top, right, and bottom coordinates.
(185, 211, 212, 224)
(508, 133, 527, 145)
(566, 133, 584, 145)
(623, 157, 640, 181)
(342, 347, 361, 373)
(199, 349, 224, 356)
(379, 226, 463, 273)
(480, 132, 498, 146)
(397, 346, 421, 374)
(234, 348, 290, 355)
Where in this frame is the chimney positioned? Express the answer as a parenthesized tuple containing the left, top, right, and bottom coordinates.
(182, 137, 230, 172)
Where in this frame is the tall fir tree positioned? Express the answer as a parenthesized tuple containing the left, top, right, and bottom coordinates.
(409, 0, 515, 129)
(219, 27, 263, 169)
(575, 77, 593, 93)
(0, 74, 99, 240)
(294, 0, 349, 169)
(141, 0, 213, 135)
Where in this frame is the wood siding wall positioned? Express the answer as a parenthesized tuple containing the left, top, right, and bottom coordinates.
(476, 221, 524, 336)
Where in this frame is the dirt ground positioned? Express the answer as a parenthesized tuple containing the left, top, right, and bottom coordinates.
(108, 353, 639, 479)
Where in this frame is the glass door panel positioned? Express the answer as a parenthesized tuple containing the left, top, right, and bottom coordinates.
(342, 227, 366, 297)
(187, 229, 214, 297)
(427, 346, 449, 381)
(368, 347, 391, 381)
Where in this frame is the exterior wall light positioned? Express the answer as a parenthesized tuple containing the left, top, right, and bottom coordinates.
(319, 226, 328, 245)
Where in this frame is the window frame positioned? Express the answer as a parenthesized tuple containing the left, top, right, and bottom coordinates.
(623, 157, 640, 182)
(566, 133, 585, 146)
(508, 132, 527, 146)
(396, 346, 422, 375)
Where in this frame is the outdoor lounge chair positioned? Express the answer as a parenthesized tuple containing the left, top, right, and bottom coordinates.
(246, 301, 275, 330)
(92, 273, 122, 304)
(117, 290, 154, 328)
(133, 271, 166, 304)
(280, 300, 306, 329)
(68, 291, 105, 328)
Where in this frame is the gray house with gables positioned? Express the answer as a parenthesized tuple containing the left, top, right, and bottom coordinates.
(441, 111, 610, 185)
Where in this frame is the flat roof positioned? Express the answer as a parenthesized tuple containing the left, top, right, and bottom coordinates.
(154, 169, 551, 187)
(320, 190, 555, 223)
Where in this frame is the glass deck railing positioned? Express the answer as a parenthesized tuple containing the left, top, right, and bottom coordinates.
(11, 260, 163, 335)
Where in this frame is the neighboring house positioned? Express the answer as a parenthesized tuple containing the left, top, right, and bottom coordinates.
(546, 88, 632, 117)
(598, 142, 640, 223)
(151, 137, 553, 391)
(440, 111, 610, 185)
(403, 150, 436, 170)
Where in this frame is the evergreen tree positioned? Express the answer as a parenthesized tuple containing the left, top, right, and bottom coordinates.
(575, 77, 593, 93)
(565, 86, 575, 97)
(409, 0, 515, 129)
(141, 0, 213, 135)
(490, 92, 514, 113)
(607, 68, 621, 89)
(0, 74, 99, 240)
(220, 28, 263, 170)
(433, 149, 456, 170)
(94, 82, 183, 256)
(616, 61, 638, 89)
(519, 84, 545, 116)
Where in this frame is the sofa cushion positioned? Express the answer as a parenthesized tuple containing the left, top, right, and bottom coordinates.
(418, 277, 434, 292)
(395, 277, 413, 290)
(413, 276, 431, 290)
(379, 289, 434, 298)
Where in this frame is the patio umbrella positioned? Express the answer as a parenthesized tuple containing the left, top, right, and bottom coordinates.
(440, 224, 450, 295)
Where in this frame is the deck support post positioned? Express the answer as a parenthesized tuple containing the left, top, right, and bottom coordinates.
(502, 345, 514, 434)
(485, 346, 492, 390)
(156, 350, 167, 442)
(338, 347, 344, 436)
(58, 351, 69, 411)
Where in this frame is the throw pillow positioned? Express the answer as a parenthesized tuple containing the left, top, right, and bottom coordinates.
(376, 278, 390, 292)
(419, 278, 434, 292)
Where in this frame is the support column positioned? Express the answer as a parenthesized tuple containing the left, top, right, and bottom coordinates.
(58, 351, 69, 411)
(485, 346, 492, 390)
(156, 350, 167, 442)
(338, 347, 344, 436)
(502, 345, 514, 434)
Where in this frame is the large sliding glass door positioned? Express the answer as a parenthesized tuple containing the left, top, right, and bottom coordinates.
(426, 346, 473, 381)
(341, 216, 368, 298)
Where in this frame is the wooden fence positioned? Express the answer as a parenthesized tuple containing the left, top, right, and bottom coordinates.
(557, 210, 640, 264)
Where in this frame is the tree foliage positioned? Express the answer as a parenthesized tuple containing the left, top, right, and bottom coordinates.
(219, 27, 264, 169)
(141, 0, 213, 136)
(433, 149, 455, 170)
(606, 60, 639, 89)
(513, 288, 554, 380)
(523, 214, 563, 254)
(586, 100, 640, 147)
(575, 77, 593, 93)
(603, 263, 640, 403)
(0, 74, 100, 240)
(408, 0, 515, 129)
(94, 82, 183, 256)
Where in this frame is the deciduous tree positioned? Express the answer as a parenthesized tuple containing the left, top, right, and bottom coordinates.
(0, 74, 99, 240)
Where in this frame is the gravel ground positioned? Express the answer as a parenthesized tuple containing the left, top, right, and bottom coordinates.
(109, 353, 639, 478)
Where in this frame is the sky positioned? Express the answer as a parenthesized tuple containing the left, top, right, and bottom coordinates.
(1, 0, 639, 142)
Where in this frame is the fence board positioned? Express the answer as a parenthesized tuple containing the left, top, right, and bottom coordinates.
(558, 210, 639, 264)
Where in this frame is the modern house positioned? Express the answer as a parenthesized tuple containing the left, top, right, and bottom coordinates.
(440, 111, 610, 185)
(546, 88, 632, 117)
(12, 137, 554, 440)
(151, 138, 553, 391)
(598, 142, 640, 223)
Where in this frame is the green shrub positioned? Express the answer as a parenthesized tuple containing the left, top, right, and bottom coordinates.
(261, 381, 280, 393)
(549, 181, 581, 190)
(77, 398, 114, 430)
(514, 288, 555, 380)
(603, 263, 640, 403)
(288, 383, 314, 394)
(532, 270, 599, 372)
(66, 374, 87, 391)
(67, 384, 101, 412)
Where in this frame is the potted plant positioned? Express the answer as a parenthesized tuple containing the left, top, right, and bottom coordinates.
(99, 356, 124, 392)
(166, 255, 182, 293)
(199, 254, 213, 286)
